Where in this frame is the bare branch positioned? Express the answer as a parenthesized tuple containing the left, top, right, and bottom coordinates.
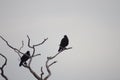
(32, 54, 41, 58)
(19, 40, 24, 51)
(27, 35, 48, 66)
(44, 59, 51, 80)
(26, 35, 49, 80)
(16, 40, 25, 58)
(23, 65, 42, 80)
(44, 47, 72, 80)
(27, 35, 48, 48)
(40, 67, 44, 79)
(28, 47, 35, 66)
(27, 35, 32, 48)
(49, 47, 72, 59)
(0, 35, 24, 55)
(33, 38, 48, 47)
(0, 53, 8, 80)
(48, 61, 57, 67)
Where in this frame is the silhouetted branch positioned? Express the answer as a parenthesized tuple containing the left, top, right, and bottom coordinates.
(0, 35, 24, 55)
(40, 67, 44, 79)
(49, 47, 72, 59)
(48, 61, 57, 67)
(44, 47, 72, 80)
(27, 35, 48, 66)
(23, 35, 48, 80)
(19, 41, 24, 51)
(32, 54, 41, 57)
(23, 65, 42, 80)
(17, 40, 25, 58)
(0, 53, 8, 80)
(27, 35, 48, 48)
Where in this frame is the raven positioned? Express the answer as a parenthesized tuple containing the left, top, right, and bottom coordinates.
(19, 51, 30, 66)
(58, 35, 69, 52)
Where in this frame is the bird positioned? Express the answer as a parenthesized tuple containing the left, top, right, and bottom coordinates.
(58, 35, 69, 52)
(19, 51, 30, 66)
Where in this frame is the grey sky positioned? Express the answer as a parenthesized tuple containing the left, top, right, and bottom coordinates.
(0, 0, 120, 80)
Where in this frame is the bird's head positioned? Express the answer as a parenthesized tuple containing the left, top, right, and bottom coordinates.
(26, 51, 30, 55)
(64, 35, 67, 38)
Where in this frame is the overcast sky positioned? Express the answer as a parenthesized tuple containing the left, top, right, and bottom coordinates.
(0, 0, 120, 80)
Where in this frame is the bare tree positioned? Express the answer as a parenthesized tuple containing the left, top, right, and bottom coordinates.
(0, 35, 72, 80)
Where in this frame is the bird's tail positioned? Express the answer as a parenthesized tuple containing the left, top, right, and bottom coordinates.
(58, 47, 62, 52)
(19, 61, 22, 67)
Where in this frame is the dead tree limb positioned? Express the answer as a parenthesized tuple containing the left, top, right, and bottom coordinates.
(44, 47, 72, 80)
(26, 35, 48, 66)
(0, 35, 24, 55)
(0, 53, 8, 80)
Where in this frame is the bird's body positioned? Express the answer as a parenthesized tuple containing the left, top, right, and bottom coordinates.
(58, 35, 69, 52)
(19, 51, 30, 66)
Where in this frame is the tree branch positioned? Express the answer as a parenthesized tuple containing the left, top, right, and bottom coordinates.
(27, 35, 48, 66)
(40, 67, 44, 79)
(44, 47, 72, 80)
(0, 53, 8, 80)
(0, 35, 24, 55)
(24, 35, 48, 80)
(23, 65, 42, 80)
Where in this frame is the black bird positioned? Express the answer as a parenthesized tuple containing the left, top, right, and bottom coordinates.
(58, 35, 69, 52)
(19, 51, 30, 66)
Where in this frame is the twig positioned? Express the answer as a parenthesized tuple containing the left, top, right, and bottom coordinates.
(48, 61, 57, 67)
(17, 40, 25, 58)
(0, 53, 8, 80)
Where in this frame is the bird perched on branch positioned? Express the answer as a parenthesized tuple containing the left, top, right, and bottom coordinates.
(58, 35, 69, 52)
(19, 51, 30, 66)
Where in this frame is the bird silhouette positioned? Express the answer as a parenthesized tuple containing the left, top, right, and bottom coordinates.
(58, 35, 69, 52)
(19, 51, 30, 66)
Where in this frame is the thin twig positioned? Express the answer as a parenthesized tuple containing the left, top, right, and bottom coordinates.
(17, 40, 24, 58)
(48, 61, 57, 67)
(19, 41, 24, 51)
(33, 38, 48, 47)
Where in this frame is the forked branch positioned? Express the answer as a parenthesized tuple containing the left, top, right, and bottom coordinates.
(44, 47, 72, 80)
(0, 35, 24, 55)
(26, 35, 48, 66)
